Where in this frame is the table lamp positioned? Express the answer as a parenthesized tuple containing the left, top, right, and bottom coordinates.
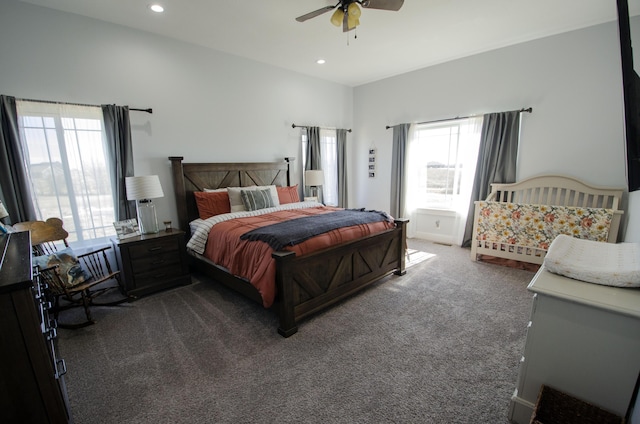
(125, 175, 164, 234)
(304, 170, 324, 201)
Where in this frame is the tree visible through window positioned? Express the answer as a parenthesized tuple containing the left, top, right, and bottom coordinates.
(16, 101, 117, 241)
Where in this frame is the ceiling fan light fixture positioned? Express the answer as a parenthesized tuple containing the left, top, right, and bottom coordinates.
(296, 0, 404, 32)
(330, 9, 344, 27)
(347, 16, 360, 30)
(346, 3, 361, 30)
(348, 3, 362, 19)
(149, 4, 164, 13)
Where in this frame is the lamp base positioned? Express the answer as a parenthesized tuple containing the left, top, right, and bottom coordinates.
(137, 200, 159, 234)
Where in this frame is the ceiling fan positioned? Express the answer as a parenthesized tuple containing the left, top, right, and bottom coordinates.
(296, 0, 404, 32)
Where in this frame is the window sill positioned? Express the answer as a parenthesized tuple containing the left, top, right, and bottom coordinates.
(414, 208, 457, 216)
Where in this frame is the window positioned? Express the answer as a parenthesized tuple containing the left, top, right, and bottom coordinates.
(16, 101, 117, 242)
(407, 117, 483, 211)
(301, 128, 338, 206)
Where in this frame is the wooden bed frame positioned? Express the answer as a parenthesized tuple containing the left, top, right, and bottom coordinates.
(169, 157, 408, 337)
(470, 174, 625, 265)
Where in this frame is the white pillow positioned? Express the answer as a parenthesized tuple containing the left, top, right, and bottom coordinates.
(227, 185, 279, 212)
(203, 188, 227, 193)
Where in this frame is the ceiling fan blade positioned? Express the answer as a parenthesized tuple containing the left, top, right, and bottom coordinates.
(361, 0, 404, 11)
(296, 4, 338, 22)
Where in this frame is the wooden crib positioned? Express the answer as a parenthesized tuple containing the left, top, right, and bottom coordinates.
(470, 175, 624, 265)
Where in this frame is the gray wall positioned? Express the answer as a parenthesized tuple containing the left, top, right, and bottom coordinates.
(353, 20, 639, 242)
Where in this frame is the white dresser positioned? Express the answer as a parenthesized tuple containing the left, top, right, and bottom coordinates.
(509, 266, 640, 423)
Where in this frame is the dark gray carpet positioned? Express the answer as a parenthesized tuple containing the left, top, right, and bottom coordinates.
(57, 239, 536, 424)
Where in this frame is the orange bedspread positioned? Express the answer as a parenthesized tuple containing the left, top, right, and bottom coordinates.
(202, 206, 394, 308)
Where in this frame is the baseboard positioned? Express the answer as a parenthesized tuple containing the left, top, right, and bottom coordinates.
(508, 390, 535, 424)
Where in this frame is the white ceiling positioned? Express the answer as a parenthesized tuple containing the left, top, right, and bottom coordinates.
(19, 0, 639, 87)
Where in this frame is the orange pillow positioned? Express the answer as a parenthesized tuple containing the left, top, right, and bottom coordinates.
(194, 191, 231, 219)
(277, 185, 300, 204)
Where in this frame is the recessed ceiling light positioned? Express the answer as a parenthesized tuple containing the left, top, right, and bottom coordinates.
(316, 59, 326, 65)
(149, 4, 164, 13)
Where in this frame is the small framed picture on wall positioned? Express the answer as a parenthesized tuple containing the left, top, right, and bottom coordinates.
(368, 147, 376, 178)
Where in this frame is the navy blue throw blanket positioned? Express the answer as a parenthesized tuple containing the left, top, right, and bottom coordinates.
(240, 209, 392, 251)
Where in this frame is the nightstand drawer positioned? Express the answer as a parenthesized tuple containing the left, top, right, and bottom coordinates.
(130, 251, 181, 274)
(133, 264, 187, 288)
(128, 237, 179, 259)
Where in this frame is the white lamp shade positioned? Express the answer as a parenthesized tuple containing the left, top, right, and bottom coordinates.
(0, 201, 8, 219)
(125, 175, 164, 200)
(305, 170, 324, 186)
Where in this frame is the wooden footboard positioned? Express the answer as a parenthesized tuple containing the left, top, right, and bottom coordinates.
(273, 218, 407, 337)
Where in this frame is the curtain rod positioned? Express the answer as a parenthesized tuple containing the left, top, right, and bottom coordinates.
(385, 107, 532, 129)
(17, 97, 153, 113)
(292, 123, 352, 133)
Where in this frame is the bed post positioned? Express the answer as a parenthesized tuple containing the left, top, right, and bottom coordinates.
(272, 250, 298, 337)
(394, 218, 409, 276)
(168, 156, 189, 233)
(284, 157, 294, 187)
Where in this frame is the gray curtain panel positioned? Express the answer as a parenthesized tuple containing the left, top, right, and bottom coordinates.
(390, 123, 410, 219)
(0, 95, 37, 223)
(102, 104, 135, 221)
(304, 126, 322, 198)
(461, 111, 521, 247)
(337, 128, 348, 208)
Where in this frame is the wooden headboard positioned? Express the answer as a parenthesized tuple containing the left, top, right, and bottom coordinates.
(168, 157, 293, 234)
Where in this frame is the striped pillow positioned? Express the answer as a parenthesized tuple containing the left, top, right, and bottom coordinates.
(240, 188, 275, 211)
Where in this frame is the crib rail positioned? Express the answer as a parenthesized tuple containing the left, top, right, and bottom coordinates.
(486, 175, 623, 209)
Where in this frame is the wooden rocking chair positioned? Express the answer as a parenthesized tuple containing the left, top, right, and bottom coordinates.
(14, 217, 131, 328)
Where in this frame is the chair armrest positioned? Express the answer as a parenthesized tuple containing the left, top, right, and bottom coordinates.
(76, 245, 112, 259)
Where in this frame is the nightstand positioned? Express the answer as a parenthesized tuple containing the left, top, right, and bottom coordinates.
(111, 229, 190, 298)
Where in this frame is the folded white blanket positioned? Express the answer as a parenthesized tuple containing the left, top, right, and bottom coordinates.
(544, 234, 640, 288)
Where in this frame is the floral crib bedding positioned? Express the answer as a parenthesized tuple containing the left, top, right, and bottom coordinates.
(473, 201, 614, 260)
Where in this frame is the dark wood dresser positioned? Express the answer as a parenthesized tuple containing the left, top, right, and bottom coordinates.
(0, 231, 72, 423)
(111, 229, 190, 298)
